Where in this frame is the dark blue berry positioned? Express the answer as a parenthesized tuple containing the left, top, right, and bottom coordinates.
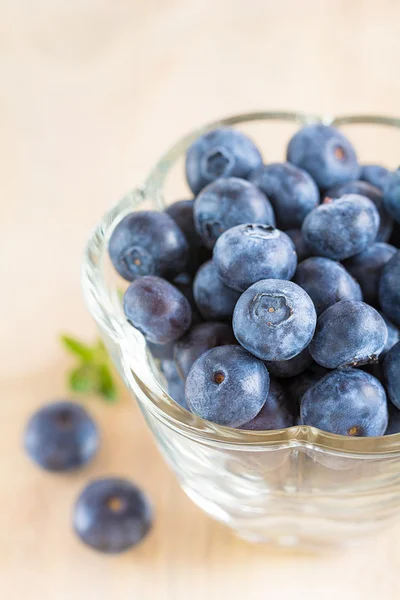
(385, 402, 400, 435)
(294, 256, 362, 316)
(193, 260, 241, 321)
(24, 401, 99, 472)
(213, 224, 297, 292)
(124, 276, 191, 344)
(172, 272, 202, 325)
(264, 346, 313, 378)
(249, 162, 319, 229)
(344, 243, 396, 306)
(239, 379, 295, 430)
(194, 177, 275, 249)
(185, 345, 269, 427)
(287, 363, 329, 408)
(287, 124, 360, 190)
(233, 279, 316, 361)
(73, 478, 152, 554)
(109, 211, 188, 282)
(379, 250, 400, 326)
(383, 341, 400, 410)
(186, 127, 262, 195)
(160, 359, 189, 410)
(309, 301, 387, 369)
(165, 200, 210, 274)
(302, 194, 380, 260)
(325, 180, 393, 242)
(384, 168, 400, 223)
(300, 368, 388, 436)
(380, 312, 400, 356)
(147, 340, 175, 360)
(361, 164, 391, 191)
(286, 229, 313, 262)
(174, 321, 236, 380)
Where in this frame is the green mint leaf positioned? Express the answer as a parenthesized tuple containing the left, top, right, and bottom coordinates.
(69, 364, 98, 394)
(60, 335, 94, 362)
(97, 363, 118, 402)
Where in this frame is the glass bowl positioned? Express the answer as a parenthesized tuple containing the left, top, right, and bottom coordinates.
(82, 111, 400, 551)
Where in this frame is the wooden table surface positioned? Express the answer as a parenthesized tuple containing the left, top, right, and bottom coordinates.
(1, 1, 400, 598)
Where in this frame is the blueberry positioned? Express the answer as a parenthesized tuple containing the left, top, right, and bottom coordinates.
(302, 194, 380, 260)
(287, 363, 329, 408)
(344, 243, 397, 306)
(233, 279, 316, 361)
(249, 162, 319, 229)
(380, 312, 400, 355)
(147, 340, 175, 360)
(193, 260, 241, 321)
(300, 368, 388, 436)
(294, 257, 362, 316)
(361, 164, 391, 191)
(384, 168, 400, 224)
(185, 127, 262, 195)
(193, 177, 275, 249)
(213, 224, 297, 292)
(73, 478, 152, 554)
(160, 359, 189, 410)
(239, 379, 295, 430)
(325, 180, 393, 242)
(309, 301, 387, 369)
(385, 402, 400, 435)
(109, 211, 188, 282)
(287, 124, 360, 190)
(379, 250, 400, 325)
(24, 401, 99, 472)
(286, 229, 313, 262)
(165, 200, 210, 273)
(383, 341, 400, 409)
(264, 346, 313, 378)
(124, 276, 191, 344)
(172, 272, 202, 325)
(174, 321, 236, 380)
(185, 345, 270, 427)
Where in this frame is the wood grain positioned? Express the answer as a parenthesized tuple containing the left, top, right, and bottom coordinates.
(1, 1, 400, 598)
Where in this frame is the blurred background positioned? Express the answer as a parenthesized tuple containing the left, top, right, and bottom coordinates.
(1, 1, 399, 598)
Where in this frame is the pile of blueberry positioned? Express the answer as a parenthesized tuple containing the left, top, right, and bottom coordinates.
(109, 123, 400, 438)
(24, 401, 153, 553)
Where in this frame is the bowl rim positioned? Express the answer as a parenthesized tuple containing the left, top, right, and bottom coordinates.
(82, 110, 400, 456)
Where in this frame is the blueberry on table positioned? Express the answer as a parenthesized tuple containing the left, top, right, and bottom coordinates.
(325, 179, 393, 242)
(24, 401, 99, 472)
(123, 276, 191, 344)
(233, 279, 317, 361)
(344, 243, 396, 306)
(185, 345, 270, 427)
(384, 168, 400, 224)
(193, 177, 275, 249)
(286, 229, 313, 262)
(185, 127, 262, 195)
(160, 359, 189, 410)
(109, 211, 188, 282)
(300, 368, 388, 437)
(309, 301, 388, 369)
(361, 164, 391, 191)
(174, 321, 236, 380)
(286, 124, 360, 190)
(385, 402, 400, 435)
(165, 200, 210, 274)
(73, 478, 153, 554)
(383, 341, 400, 410)
(379, 250, 400, 325)
(193, 260, 241, 321)
(264, 346, 313, 378)
(294, 256, 362, 316)
(249, 162, 319, 230)
(213, 224, 297, 292)
(302, 194, 380, 260)
(239, 379, 295, 430)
